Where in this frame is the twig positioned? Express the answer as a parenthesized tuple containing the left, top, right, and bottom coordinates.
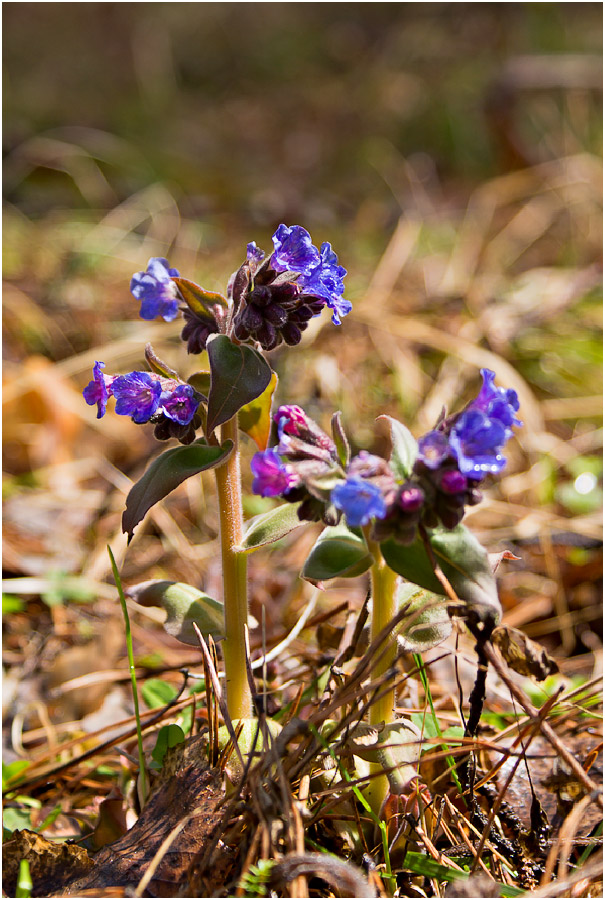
(484, 641, 602, 799)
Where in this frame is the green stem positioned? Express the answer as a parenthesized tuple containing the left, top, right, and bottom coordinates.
(214, 414, 252, 720)
(363, 530, 398, 816)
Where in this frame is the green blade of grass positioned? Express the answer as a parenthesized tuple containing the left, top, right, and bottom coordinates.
(108, 545, 148, 806)
(414, 652, 462, 792)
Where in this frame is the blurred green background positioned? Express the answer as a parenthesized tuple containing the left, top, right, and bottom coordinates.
(4, 2, 602, 227)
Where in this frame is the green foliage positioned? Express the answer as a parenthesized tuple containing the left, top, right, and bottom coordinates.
(2, 594, 24, 615)
(238, 858, 275, 897)
(128, 580, 224, 645)
(122, 439, 234, 538)
(150, 724, 186, 770)
(3, 801, 61, 842)
(239, 502, 303, 554)
(2, 761, 30, 792)
(172, 277, 227, 320)
(302, 523, 373, 583)
(205, 335, 272, 435)
(396, 582, 452, 652)
(141, 678, 179, 709)
(378, 414, 419, 480)
(381, 525, 501, 624)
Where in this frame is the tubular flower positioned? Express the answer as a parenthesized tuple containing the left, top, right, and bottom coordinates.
(83, 361, 114, 418)
(112, 372, 163, 423)
(448, 410, 508, 478)
(250, 448, 298, 497)
(130, 258, 181, 322)
(299, 242, 351, 325)
(469, 368, 522, 438)
(160, 384, 199, 426)
(331, 477, 387, 527)
(270, 224, 320, 276)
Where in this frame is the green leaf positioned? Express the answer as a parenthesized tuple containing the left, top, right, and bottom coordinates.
(2, 594, 24, 615)
(396, 583, 452, 653)
(401, 850, 468, 883)
(150, 724, 185, 769)
(378, 415, 418, 479)
(3, 807, 32, 835)
(302, 523, 373, 583)
(238, 371, 278, 451)
(2, 760, 30, 792)
(187, 370, 211, 398)
(206, 335, 272, 435)
(239, 503, 303, 553)
(173, 277, 227, 319)
(331, 412, 350, 468)
(127, 579, 224, 645)
(37, 804, 62, 832)
(141, 678, 178, 710)
(122, 438, 233, 538)
(381, 525, 501, 624)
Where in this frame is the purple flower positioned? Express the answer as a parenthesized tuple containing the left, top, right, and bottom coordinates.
(300, 242, 351, 325)
(130, 258, 181, 322)
(251, 448, 298, 497)
(83, 361, 114, 419)
(112, 371, 162, 424)
(449, 409, 508, 479)
(470, 369, 521, 436)
(331, 477, 387, 527)
(271, 224, 320, 276)
(160, 384, 198, 425)
(417, 430, 451, 470)
(247, 242, 265, 266)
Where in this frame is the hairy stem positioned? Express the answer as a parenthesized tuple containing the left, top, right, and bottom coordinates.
(214, 414, 252, 720)
(364, 530, 398, 816)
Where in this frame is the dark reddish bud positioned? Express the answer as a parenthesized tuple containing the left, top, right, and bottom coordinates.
(440, 470, 468, 494)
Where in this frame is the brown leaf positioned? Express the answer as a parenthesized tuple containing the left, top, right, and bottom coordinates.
(55, 734, 224, 898)
(2, 829, 94, 897)
(492, 624, 559, 681)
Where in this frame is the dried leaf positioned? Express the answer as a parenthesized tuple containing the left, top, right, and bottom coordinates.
(2, 829, 93, 897)
(492, 624, 559, 681)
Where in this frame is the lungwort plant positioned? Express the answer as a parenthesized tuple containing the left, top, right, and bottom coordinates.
(84, 224, 521, 816)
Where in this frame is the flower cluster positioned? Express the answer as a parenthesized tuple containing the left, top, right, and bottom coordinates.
(129, 225, 350, 355)
(250, 370, 521, 542)
(83, 362, 202, 444)
(231, 225, 351, 351)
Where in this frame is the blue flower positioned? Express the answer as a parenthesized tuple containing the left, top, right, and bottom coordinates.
(112, 372, 162, 424)
(271, 224, 320, 276)
(470, 369, 521, 437)
(160, 384, 198, 425)
(417, 430, 451, 470)
(83, 361, 114, 418)
(130, 258, 181, 322)
(331, 477, 387, 527)
(300, 242, 351, 325)
(250, 448, 298, 497)
(448, 409, 508, 479)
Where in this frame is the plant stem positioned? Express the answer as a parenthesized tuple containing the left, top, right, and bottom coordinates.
(214, 414, 253, 720)
(363, 530, 398, 816)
